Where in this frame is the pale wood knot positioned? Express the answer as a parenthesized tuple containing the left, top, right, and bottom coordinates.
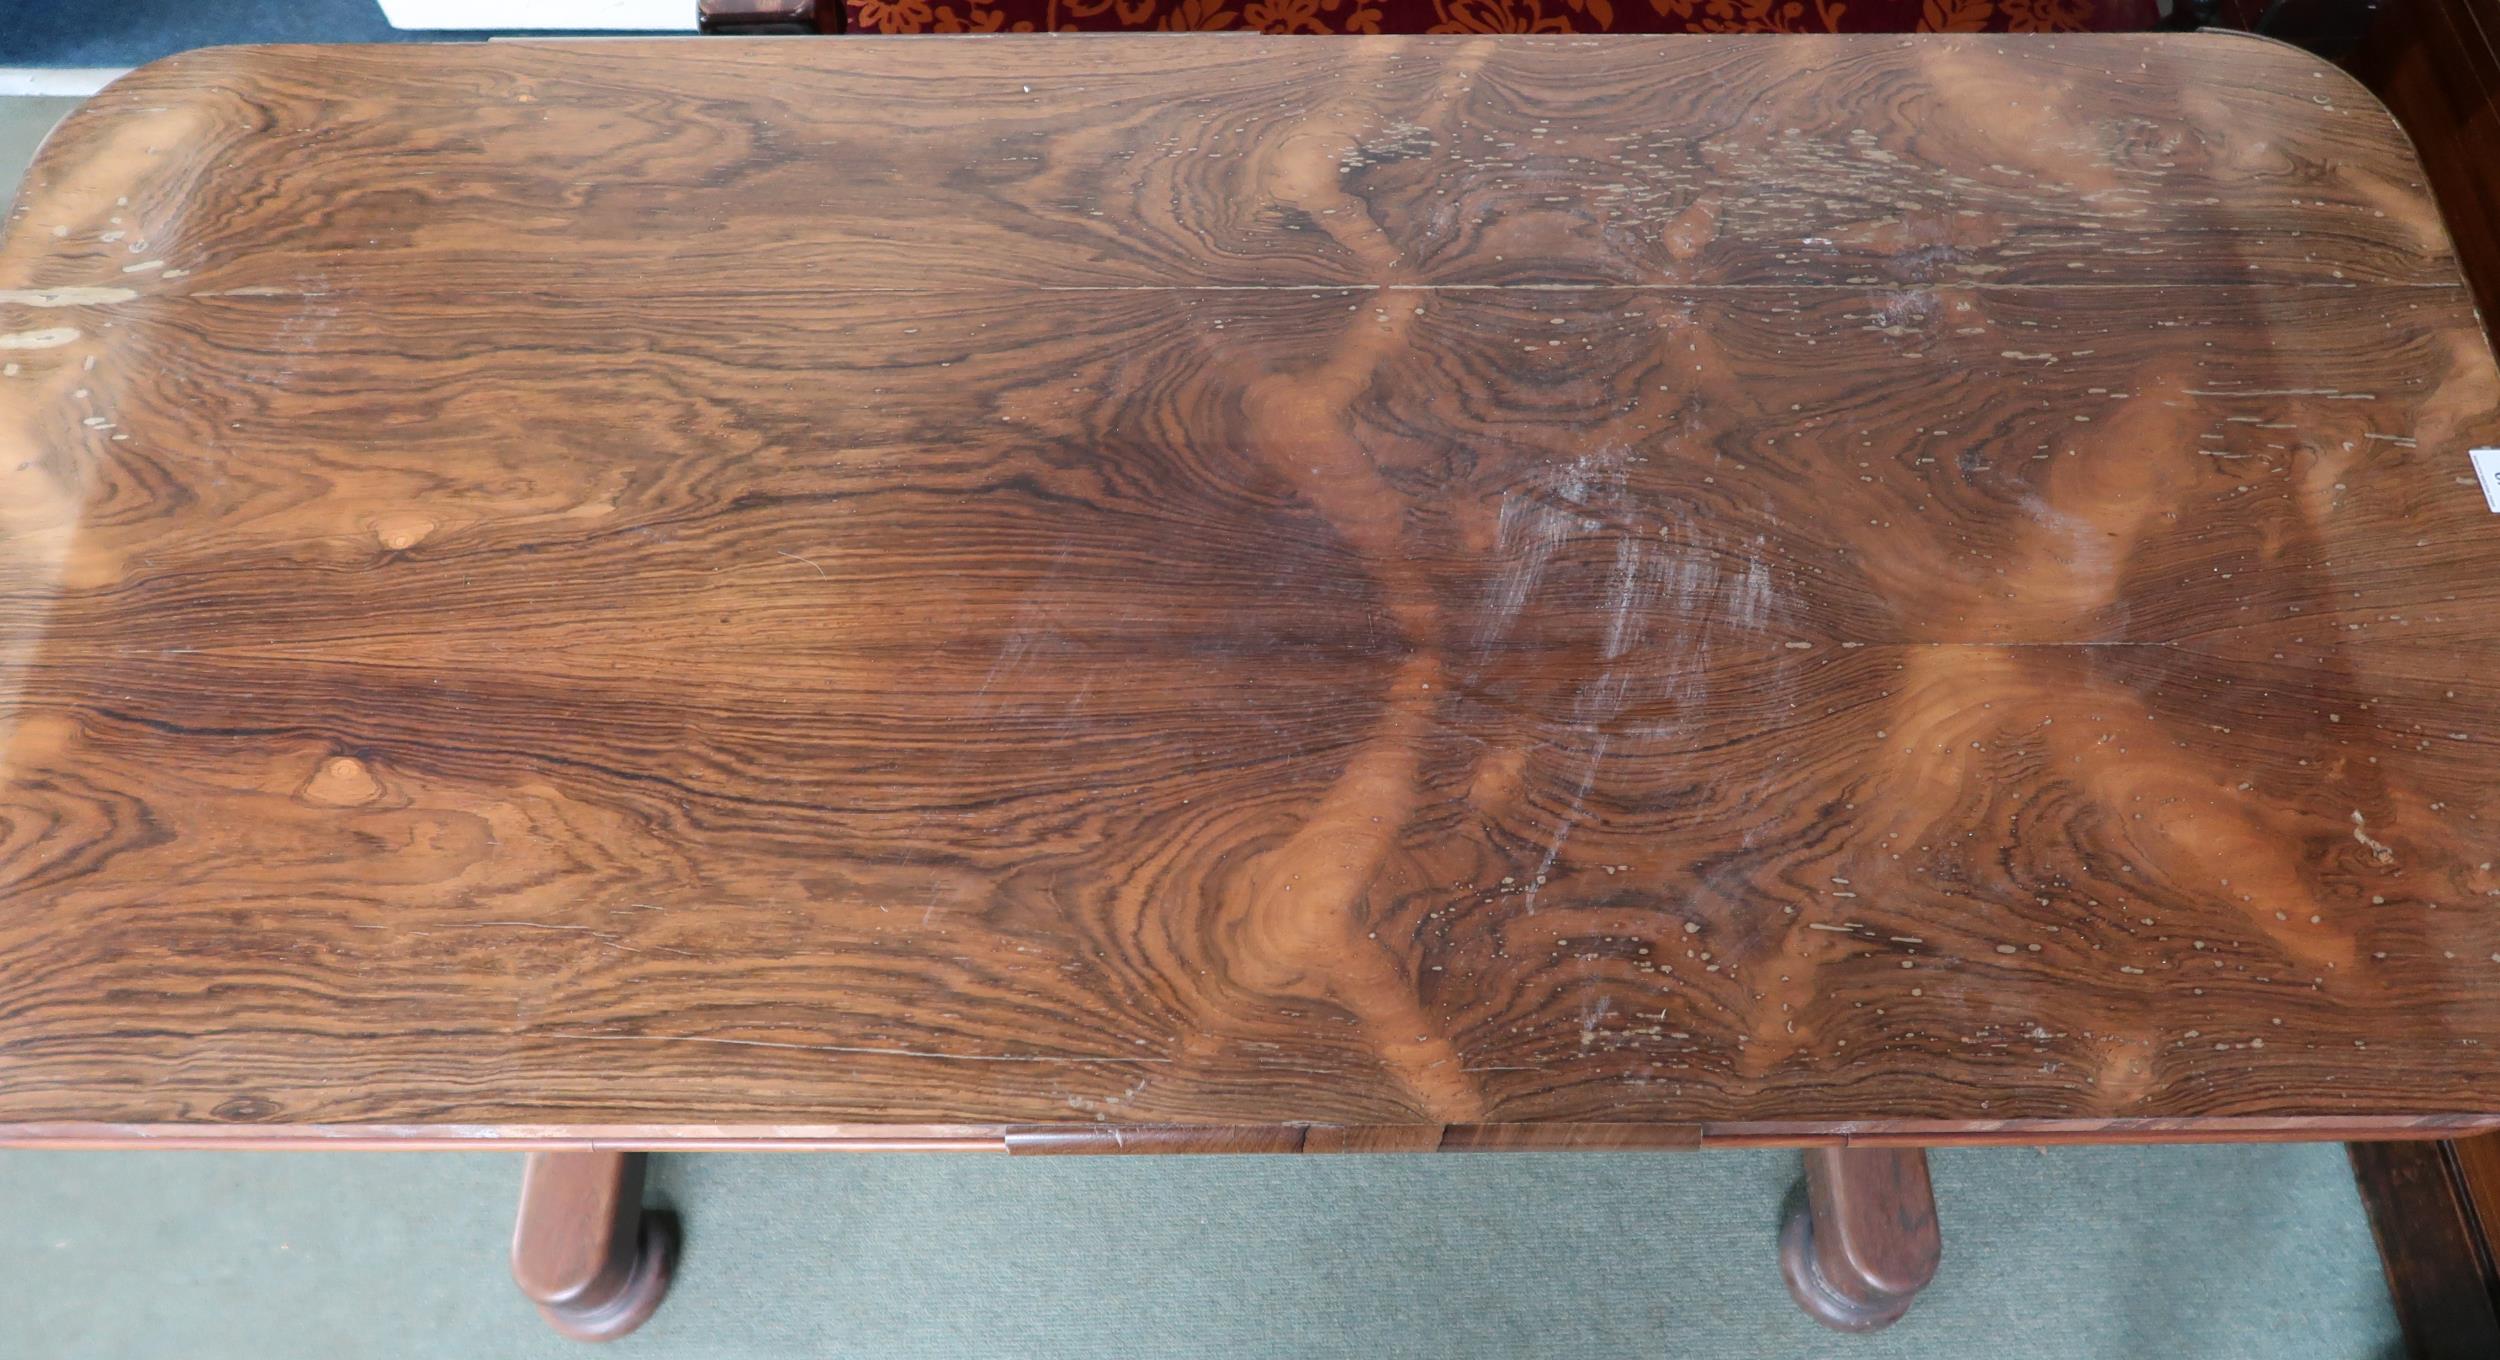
(302, 755, 382, 806)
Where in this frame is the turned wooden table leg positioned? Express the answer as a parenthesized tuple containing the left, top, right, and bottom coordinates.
(1779, 1145, 1941, 1333)
(511, 1151, 675, 1342)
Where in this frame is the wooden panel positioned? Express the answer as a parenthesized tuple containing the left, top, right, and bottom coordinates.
(2, 34, 2498, 1143)
(1006, 1125, 1315, 1154)
(2452, 1134, 2500, 1235)
(1003, 1121, 1704, 1152)
(2, 1113, 2483, 1151)
(2351, 1139, 2500, 1360)
(2348, 0, 2500, 324)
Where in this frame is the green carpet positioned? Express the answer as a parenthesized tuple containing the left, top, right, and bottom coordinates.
(0, 95, 83, 187)
(0, 1145, 2400, 1358)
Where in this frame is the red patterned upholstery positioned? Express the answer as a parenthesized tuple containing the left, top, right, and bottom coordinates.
(848, 0, 2161, 35)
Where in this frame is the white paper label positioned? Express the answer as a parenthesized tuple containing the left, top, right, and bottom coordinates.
(2477, 449, 2500, 514)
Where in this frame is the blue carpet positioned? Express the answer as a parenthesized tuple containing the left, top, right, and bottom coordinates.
(0, 1144, 2402, 1359)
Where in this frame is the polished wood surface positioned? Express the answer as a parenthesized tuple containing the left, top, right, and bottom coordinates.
(2335, 9, 2500, 1345)
(2, 34, 2498, 1144)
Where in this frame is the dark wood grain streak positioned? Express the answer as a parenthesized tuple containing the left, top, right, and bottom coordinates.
(2, 34, 2497, 1145)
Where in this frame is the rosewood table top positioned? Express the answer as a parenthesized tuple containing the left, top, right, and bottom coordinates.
(3, 33, 2497, 1150)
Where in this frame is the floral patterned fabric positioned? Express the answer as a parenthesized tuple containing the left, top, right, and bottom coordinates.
(848, 0, 2158, 36)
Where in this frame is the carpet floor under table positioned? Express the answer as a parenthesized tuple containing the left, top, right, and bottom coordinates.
(0, 1144, 2401, 1359)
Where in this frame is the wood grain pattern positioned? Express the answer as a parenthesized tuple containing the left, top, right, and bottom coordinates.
(2, 34, 2498, 1145)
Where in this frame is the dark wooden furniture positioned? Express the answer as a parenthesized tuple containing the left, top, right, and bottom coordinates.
(2335, 1, 2500, 1352)
(2351, 1138, 2500, 1358)
(3, 33, 2496, 1340)
(512, 1152, 676, 1341)
(1780, 1147, 1941, 1332)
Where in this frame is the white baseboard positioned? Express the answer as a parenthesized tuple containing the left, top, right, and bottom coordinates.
(376, 0, 695, 28)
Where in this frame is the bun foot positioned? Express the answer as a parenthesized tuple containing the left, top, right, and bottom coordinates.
(511, 1151, 676, 1342)
(1778, 1146, 1939, 1333)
